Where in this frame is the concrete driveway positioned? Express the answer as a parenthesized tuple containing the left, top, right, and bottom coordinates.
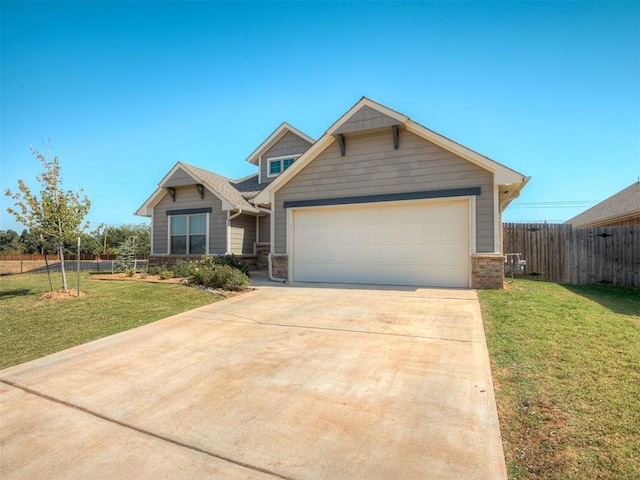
(0, 283, 506, 479)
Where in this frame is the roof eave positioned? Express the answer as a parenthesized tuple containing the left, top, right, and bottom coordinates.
(245, 122, 315, 166)
(569, 209, 640, 228)
(405, 121, 527, 185)
(253, 134, 336, 205)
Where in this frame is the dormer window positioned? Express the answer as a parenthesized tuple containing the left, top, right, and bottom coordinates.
(268, 155, 299, 177)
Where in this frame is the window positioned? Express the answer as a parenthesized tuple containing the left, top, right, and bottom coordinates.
(267, 155, 298, 177)
(170, 214, 206, 254)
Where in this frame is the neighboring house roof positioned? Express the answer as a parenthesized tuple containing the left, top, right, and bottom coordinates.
(135, 162, 260, 216)
(245, 122, 315, 166)
(254, 97, 529, 208)
(565, 181, 640, 228)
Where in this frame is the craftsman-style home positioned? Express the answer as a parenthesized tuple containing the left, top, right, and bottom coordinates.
(136, 98, 529, 288)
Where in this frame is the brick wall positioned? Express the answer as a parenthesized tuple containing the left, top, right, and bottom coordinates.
(471, 254, 505, 289)
(271, 255, 288, 280)
(149, 254, 258, 271)
(255, 243, 270, 270)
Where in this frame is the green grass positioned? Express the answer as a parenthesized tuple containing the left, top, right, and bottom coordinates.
(0, 273, 223, 369)
(479, 279, 640, 479)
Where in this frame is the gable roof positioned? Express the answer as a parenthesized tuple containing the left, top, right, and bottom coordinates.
(254, 97, 529, 206)
(135, 162, 260, 216)
(245, 122, 315, 166)
(565, 181, 640, 228)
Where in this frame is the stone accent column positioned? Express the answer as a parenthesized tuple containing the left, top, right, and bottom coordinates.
(255, 243, 270, 270)
(271, 255, 289, 280)
(471, 254, 505, 289)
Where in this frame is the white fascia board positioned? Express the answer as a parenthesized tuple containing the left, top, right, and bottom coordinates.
(135, 161, 190, 216)
(156, 161, 189, 187)
(253, 134, 336, 205)
(405, 121, 526, 185)
(178, 163, 249, 211)
(326, 97, 408, 135)
(245, 122, 315, 166)
(135, 187, 165, 216)
(140, 161, 247, 213)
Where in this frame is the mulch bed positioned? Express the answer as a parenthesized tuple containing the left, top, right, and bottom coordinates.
(89, 273, 253, 298)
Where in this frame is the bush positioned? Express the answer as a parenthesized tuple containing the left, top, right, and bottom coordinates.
(173, 260, 196, 278)
(125, 268, 136, 277)
(191, 264, 250, 290)
(158, 270, 173, 280)
(148, 266, 163, 276)
(213, 254, 249, 276)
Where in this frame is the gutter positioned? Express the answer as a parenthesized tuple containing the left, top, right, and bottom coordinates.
(226, 209, 243, 254)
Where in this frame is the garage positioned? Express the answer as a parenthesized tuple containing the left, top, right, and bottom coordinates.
(290, 198, 470, 287)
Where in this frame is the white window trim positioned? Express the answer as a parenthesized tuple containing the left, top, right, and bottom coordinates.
(168, 212, 209, 255)
(267, 154, 301, 178)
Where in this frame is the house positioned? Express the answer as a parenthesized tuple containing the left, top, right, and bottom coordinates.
(565, 180, 640, 228)
(136, 97, 529, 288)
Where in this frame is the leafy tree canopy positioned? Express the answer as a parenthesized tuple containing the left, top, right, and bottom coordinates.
(5, 146, 91, 290)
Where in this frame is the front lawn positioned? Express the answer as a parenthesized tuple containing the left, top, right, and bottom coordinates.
(0, 273, 223, 369)
(479, 279, 640, 479)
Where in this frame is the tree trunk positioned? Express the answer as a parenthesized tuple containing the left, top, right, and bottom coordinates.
(41, 236, 53, 291)
(58, 242, 68, 291)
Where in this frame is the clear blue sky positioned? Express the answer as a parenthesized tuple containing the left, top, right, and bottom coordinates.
(2, 1, 639, 233)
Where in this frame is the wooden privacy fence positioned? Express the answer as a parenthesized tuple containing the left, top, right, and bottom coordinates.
(0, 254, 116, 261)
(503, 223, 640, 287)
(0, 254, 149, 261)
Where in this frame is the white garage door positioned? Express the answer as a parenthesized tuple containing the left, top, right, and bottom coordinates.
(291, 199, 470, 287)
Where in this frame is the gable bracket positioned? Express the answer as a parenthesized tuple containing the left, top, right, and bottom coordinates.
(166, 187, 176, 202)
(392, 125, 399, 150)
(337, 134, 346, 156)
(195, 183, 205, 199)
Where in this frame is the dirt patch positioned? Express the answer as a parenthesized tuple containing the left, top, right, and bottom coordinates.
(40, 290, 86, 300)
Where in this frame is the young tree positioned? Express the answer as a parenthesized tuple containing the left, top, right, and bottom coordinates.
(5, 146, 91, 291)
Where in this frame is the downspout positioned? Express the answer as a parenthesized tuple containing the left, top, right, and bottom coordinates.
(226, 209, 243, 254)
(267, 253, 286, 283)
(257, 205, 285, 283)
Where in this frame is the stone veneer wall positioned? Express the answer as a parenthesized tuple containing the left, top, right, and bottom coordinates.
(271, 254, 289, 280)
(255, 243, 270, 270)
(471, 254, 505, 289)
(149, 254, 258, 271)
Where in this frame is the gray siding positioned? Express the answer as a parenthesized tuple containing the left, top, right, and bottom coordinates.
(258, 215, 270, 243)
(230, 214, 257, 255)
(334, 105, 402, 135)
(273, 128, 494, 254)
(260, 131, 313, 185)
(152, 186, 226, 254)
(164, 167, 197, 187)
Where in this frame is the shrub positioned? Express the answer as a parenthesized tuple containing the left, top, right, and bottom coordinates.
(213, 254, 249, 276)
(148, 266, 163, 276)
(173, 260, 196, 278)
(191, 264, 250, 290)
(158, 270, 173, 280)
(125, 268, 136, 277)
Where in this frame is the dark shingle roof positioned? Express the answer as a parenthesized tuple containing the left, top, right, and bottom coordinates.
(231, 174, 262, 200)
(180, 163, 262, 210)
(565, 181, 640, 227)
